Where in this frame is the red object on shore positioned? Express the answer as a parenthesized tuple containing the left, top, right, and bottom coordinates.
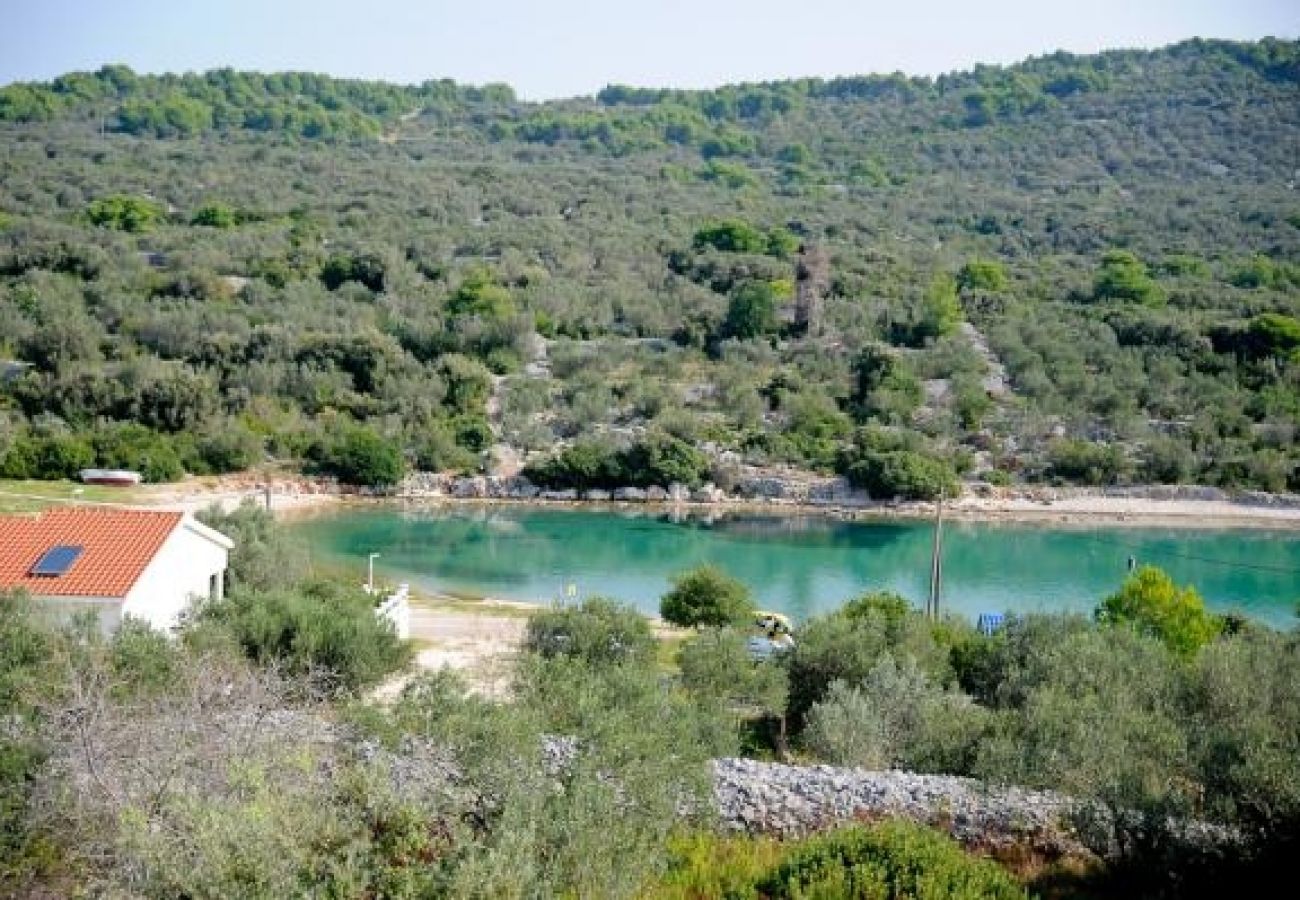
(79, 469, 143, 487)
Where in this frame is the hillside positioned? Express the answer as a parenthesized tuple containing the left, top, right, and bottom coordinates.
(1, 38, 1298, 493)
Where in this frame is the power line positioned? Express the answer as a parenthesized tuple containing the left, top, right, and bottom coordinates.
(1072, 531, 1300, 576)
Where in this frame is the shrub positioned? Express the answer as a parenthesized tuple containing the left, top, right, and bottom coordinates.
(188, 424, 264, 474)
(86, 195, 164, 232)
(1046, 439, 1131, 486)
(647, 831, 786, 899)
(958, 259, 1008, 292)
(199, 579, 411, 692)
(190, 202, 239, 228)
(91, 424, 184, 482)
(195, 501, 307, 592)
(660, 565, 755, 629)
(0, 433, 94, 480)
(412, 421, 479, 472)
(804, 653, 989, 772)
(308, 424, 405, 487)
(754, 821, 1027, 899)
(839, 448, 958, 500)
(693, 219, 768, 254)
(721, 280, 780, 340)
(622, 433, 710, 488)
(1096, 566, 1222, 657)
(524, 596, 655, 667)
(785, 606, 949, 732)
(677, 628, 789, 742)
(524, 434, 709, 490)
(1094, 249, 1163, 305)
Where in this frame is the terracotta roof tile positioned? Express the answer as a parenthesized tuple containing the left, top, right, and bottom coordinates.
(0, 508, 184, 598)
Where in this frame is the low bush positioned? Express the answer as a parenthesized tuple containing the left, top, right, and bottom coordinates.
(660, 565, 755, 629)
(524, 596, 655, 667)
(804, 653, 989, 772)
(523, 432, 709, 490)
(198, 579, 411, 693)
(196, 501, 308, 592)
(307, 423, 405, 487)
(754, 821, 1026, 899)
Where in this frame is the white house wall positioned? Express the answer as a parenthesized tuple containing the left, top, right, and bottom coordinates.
(32, 595, 122, 637)
(121, 522, 228, 632)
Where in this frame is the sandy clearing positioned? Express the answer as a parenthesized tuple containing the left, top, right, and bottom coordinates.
(371, 600, 529, 701)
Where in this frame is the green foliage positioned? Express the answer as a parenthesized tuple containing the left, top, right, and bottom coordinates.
(754, 821, 1027, 899)
(784, 601, 948, 730)
(693, 220, 796, 258)
(1096, 565, 1223, 656)
(722, 280, 781, 340)
(448, 267, 517, 320)
(1094, 249, 1164, 305)
(119, 94, 214, 137)
(86, 195, 165, 232)
(804, 653, 989, 771)
(1, 39, 1299, 495)
(190, 202, 240, 228)
(850, 345, 923, 424)
(524, 433, 710, 490)
(91, 424, 184, 482)
(957, 258, 1008, 292)
(890, 274, 963, 346)
(700, 160, 757, 188)
(109, 618, 182, 696)
(196, 501, 308, 592)
(412, 421, 479, 472)
(1046, 438, 1131, 486)
(1245, 312, 1300, 361)
(677, 628, 788, 720)
(1230, 255, 1298, 290)
(646, 831, 786, 899)
(660, 565, 756, 629)
(0, 432, 94, 480)
(693, 219, 768, 254)
(0, 425, 190, 483)
(319, 251, 386, 292)
(840, 590, 914, 625)
(307, 423, 405, 487)
(199, 578, 411, 692)
(838, 446, 959, 500)
(524, 597, 656, 667)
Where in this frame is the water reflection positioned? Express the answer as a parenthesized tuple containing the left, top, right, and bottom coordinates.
(292, 506, 1300, 627)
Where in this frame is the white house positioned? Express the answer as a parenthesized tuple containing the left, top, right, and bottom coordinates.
(0, 507, 234, 634)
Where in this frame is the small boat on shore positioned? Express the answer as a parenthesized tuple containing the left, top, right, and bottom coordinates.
(79, 469, 143, 487)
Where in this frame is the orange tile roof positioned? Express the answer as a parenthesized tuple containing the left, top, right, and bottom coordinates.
(0, 508, 184, 598)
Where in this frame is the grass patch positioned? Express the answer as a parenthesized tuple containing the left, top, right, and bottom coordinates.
(0, 478, 145, 513)
(408, 591, 540, 618)
(641, 831, 786, 899)
(655, 630, 690, 675)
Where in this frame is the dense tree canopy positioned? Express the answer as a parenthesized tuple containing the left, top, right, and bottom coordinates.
(0, 39, 1296, 491)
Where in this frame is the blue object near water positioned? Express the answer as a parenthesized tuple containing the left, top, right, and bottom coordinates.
(977, 612, 1005, 636)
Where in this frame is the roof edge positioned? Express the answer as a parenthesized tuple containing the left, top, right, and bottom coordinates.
(181, 515, 236, 550)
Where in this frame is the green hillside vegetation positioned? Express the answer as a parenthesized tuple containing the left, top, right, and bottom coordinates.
(1, 38, 1297, 490)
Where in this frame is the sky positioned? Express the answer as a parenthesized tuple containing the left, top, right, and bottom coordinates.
(1, 0, 1295, 100)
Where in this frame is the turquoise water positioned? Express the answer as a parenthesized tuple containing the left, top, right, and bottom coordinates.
(290, 506, 1300, 627)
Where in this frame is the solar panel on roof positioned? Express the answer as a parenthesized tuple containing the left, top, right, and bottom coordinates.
(29, 545, 85, 577)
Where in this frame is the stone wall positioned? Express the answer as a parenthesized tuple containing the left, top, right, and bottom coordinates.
(713, 758, 1083, 855)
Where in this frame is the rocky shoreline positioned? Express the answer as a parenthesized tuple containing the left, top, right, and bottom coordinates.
(396, 469, 1300, 511)
(155, 470, 1300, 528)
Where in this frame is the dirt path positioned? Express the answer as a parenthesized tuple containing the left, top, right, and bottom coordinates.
(960, 321, 1011, 399)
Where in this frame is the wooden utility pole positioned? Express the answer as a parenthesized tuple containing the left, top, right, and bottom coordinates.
(927, 494, 945, 621)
